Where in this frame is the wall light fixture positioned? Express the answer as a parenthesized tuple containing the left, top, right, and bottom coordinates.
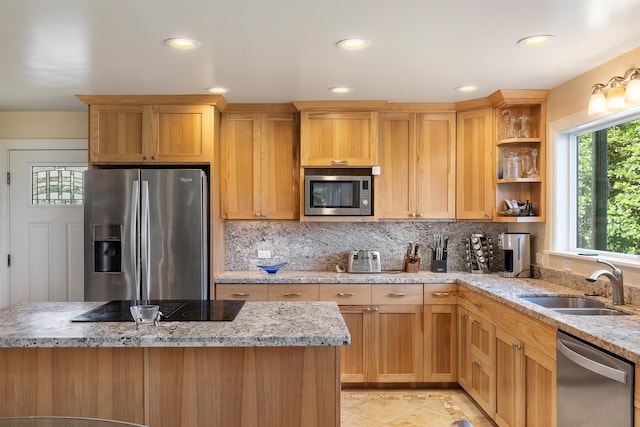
(589, 67, 640, 115)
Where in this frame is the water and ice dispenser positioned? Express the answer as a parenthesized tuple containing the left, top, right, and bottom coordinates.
(93, 224, 122, 273)
(497, 232, 531, 278)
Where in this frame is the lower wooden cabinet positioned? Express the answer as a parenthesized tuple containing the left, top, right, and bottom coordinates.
(495, 327, 524, 427)
(338, 304, 423, 384)
(460, 288, 557, 427)
(424, 305, 457, 382)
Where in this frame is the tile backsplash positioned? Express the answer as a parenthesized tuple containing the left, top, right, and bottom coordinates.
(225, 221, 508, 272)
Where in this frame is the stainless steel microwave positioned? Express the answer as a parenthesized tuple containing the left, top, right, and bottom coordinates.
(304, 175, 372, 216)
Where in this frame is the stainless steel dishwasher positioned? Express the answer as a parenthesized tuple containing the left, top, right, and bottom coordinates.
(557, 331, 634, 427)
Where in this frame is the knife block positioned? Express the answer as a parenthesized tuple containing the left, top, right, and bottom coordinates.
(404, 257, 420, 273)
(431, 259, 447, 273)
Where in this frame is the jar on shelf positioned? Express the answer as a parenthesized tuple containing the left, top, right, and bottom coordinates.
(503, 151, 521, 179)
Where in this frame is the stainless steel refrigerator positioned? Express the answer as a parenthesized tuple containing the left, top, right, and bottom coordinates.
(84, 169, 208, 301)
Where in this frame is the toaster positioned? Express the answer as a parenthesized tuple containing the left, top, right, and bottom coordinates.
(347, 250, 382, 273)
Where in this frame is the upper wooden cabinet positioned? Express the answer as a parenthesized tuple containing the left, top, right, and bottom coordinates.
(293, 101, 386, 167)
(77, 95, 226, 165)
(456, 108, 494, 220)
(379, 112, 456, 219)
(220, 108, 299, 220)
(490, 90, 548, 223)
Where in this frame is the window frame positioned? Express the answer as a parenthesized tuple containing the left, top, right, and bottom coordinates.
(555, 106, 640, 263)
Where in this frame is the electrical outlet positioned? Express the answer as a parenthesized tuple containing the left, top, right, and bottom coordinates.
(562, 260, 572, 271)
(258, 250, 272, 259)
(536, 253, 544, 265)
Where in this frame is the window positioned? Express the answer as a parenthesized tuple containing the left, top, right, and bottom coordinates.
(31, 166, 87, 205)
(575, 116, 640, 255)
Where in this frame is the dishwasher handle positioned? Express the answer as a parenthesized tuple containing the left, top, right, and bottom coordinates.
(557, 338, 628, 384)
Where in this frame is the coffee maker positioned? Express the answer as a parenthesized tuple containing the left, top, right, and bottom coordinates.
(497, 232, 531, 278)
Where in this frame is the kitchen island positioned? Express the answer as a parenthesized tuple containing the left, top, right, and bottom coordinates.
(0, 301, 350, 427)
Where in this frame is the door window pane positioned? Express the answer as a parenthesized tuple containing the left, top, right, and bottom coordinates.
(31, 166, 87, 205)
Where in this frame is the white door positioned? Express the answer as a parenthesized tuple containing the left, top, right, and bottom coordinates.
(9, 150, 86, 304)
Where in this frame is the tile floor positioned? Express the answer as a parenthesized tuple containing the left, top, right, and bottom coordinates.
(341, 388, 497, 427)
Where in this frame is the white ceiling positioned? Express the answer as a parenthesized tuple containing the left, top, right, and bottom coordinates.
(2, 0, 640, 111)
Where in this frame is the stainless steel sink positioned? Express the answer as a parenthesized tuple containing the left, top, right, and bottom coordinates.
(520, 295, 631, 315)
(520, 295, 606, 308)
(553, 308, 630, 316)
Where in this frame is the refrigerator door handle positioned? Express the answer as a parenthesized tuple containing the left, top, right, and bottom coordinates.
(141, 180, 151, 301)
(130, 180, 140, 300)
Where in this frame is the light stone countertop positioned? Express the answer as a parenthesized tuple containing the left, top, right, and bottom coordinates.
(217, 270, 640, 364)
(0, 301, 350, 348)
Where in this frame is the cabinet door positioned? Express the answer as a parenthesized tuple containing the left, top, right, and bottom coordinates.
(379, 113, 415, 218)
(457, 307, 472, 390)
(220, 113, 261, 219)
(88, 104, 146, 163)
(456, 108, 494, 220)
(524, 344, 555, 427)
(153, 105, 213, 163)
(415, 113, 456, 219)
(469, 311, 496, 417)
(424, 304, 457, 382)
(300, 111, 377, 166)
(339, 305, 370, 383)
(261, 113, 299, 219)
(495, 328, 524, 427)
(373, 304, 423, 383)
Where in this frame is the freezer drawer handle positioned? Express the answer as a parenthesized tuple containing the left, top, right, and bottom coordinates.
(557, 338, 628, 384)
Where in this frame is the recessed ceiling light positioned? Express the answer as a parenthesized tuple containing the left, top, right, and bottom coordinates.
(163, 38, 201, 50)
(329, 86, 352, 94)
(517, 35, 555, 47)
(336, 39, 372, 50)
(455, 85, 479, 93)
(205, 87, 229, 94)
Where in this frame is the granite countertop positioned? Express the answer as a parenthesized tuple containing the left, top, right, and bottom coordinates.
(218, 270, 640, 364)
(0, 301, 350, 349)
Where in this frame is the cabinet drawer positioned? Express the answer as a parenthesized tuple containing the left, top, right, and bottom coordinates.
(215, 284, 268, 301)
(372, 284, 423, 305)
(424, 283, 457, 304)
(458, 288, 493, 317)
(319, 284, 371, 305)
(268, 284, 319, 301)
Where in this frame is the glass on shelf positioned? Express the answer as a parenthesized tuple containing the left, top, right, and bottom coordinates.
(500, 147, 539, 179)
(501, 110, 517, 139)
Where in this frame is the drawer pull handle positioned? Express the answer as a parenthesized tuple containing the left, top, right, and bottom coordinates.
(432, 292, 451, 298)
(331, 159, 348, 166)
(389, 292, 408, 297)
(473, 361, 482, 368)
(458, 294, 466, 299)
(463, 313, 469, 319)
(473, 303, 483, 308)
(337, 292, 355, 297)
(284, 293, 302, 297)
(472, 319, 482, 326)
(232, 293, 250, 297)
(512, 343, 522, 350)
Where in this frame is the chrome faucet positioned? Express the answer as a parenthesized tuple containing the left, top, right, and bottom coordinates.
(586, 259, 625, 305)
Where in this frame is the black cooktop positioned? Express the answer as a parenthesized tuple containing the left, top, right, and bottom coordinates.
(71, 300, 245, 322)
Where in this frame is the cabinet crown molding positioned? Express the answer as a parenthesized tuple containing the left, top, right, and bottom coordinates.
(292, 100, 388, 111)
(76, 94, 228, 110)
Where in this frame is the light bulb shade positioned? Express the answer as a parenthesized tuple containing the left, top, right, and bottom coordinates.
(625, 78, 640, 104)
(607, 85, 626, 110)
(588, 92, 607, 115)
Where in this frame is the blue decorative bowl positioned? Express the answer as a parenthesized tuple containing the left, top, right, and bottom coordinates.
(257, 262, 288, 274)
